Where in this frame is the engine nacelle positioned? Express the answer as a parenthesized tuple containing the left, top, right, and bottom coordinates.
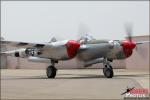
(14, 48, 40, 58)
(14, 48, 28, 58)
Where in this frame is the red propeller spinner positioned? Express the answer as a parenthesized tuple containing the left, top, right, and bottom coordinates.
(121, 40, 136, 58)
(65, 40, 80, 58)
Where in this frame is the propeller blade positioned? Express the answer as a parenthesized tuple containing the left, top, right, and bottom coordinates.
(77, 23, 91, 40)
(124, 23, 133, 42)
(77, 23, 96, 43)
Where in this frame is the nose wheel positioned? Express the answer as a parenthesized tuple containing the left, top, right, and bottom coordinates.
(103, 59, 114, 78)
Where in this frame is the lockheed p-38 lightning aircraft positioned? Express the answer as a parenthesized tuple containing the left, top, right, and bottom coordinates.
(1, 27, 149, 78)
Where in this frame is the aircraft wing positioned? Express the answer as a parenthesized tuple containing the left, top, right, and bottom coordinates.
(1, 40, 48, 48)
(136, 41, 150, 45)
(1, 40, 81, 60)
(1, 40, 50, 58)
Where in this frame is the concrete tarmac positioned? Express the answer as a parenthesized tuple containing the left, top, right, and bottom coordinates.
(1, 69, 149, 99)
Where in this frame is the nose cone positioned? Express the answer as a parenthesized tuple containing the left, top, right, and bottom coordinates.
(121, 40, 136, 58)
(122, 40, 136, 49)
(65, 40, 80, 58)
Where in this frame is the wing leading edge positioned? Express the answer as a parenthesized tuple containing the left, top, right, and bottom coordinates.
(1, 40, 47, 48)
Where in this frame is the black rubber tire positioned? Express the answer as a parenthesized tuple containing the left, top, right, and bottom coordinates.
(103, 65, 113, 74)
(103, 67, 114, 78)
(46, 66, 57, 78)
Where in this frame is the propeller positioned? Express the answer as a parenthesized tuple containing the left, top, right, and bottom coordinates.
(65, 23, 90, 59)
(121, 23, 136, 57)
(125, 23, 133, 42)
(77, 23, 91, 40)
(77, 23, 96, 44)
(122, 23, 149, 58)
(76, 23, 95, 68)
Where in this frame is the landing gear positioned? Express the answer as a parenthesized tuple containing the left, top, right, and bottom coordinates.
(103, 59, 114, 78)
(46, 65, 57, 78)
(46, 60, 58, 78)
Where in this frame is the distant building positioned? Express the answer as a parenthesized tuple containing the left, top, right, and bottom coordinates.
(0, 37, 7, 68)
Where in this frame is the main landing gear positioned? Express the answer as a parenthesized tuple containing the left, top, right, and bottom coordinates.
(103, 59, 114, 78)
(46, 60, 58, 78)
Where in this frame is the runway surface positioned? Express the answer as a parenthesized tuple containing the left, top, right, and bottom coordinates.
(1, 69, 149, 99)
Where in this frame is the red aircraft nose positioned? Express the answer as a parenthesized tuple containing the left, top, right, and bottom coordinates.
(65, 40, 80, 58)
(121, 40, 136, 58)
(122, 40, 136, 49)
